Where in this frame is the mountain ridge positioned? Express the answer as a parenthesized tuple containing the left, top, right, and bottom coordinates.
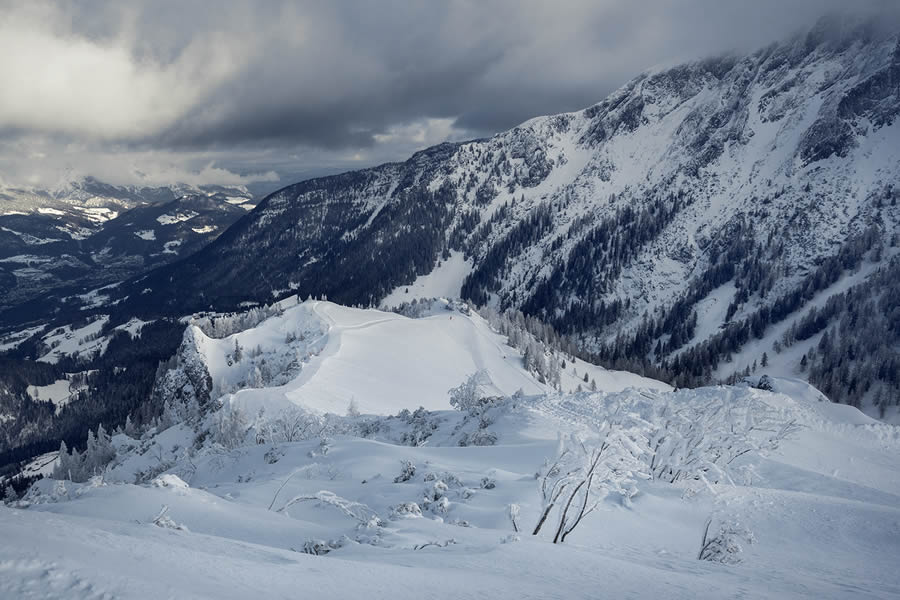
(2, 15, 898, 417)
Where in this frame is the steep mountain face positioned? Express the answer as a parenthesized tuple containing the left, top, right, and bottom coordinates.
(0, 179, 255, 309)
(3, 17, 899, 414)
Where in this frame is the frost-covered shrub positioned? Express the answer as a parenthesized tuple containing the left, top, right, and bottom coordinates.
(458, 429, 498, 447)
(395, 407, 440, 446)
(153, 505, 188, 531)
(354, 417, 383, 439)
(422, 479, 451, 515)
(393, 460, 416, 483)
(699, 518, 755, 564)
(278, 490, 383, 528)
(644, 390, 800, 486)
(448, 370, 494, 413)
(263, 447, 284, 464)
(448, 372, 507, 446)
(413, 538, 457, 550)
(150, 474, 189, 492)
(302, 538, 349, 556)
(422, 471, 462, 488)
(310, 437, 331, 457)
(508, 503, 521, 532)
(210, 407, 249, 450)
(389, 502, 423, 519)
(255, 407, 325, 444)
(533, 417, 651, 543)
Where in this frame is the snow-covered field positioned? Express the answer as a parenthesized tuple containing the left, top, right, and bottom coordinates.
(38, 315, 110, 364)
(188, 299, 665, 417)
(3, 301, 898, 599)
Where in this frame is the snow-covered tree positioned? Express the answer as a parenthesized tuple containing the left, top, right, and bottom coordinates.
(534, 413, 650, 543)
(347, 398, 360, 417)
(2, 484, 17, 503)
(211, 407, 249, 450)
(52, 424, 117, 482)
(646, 391, 797, 486)
(123, 415, 137, 438)
(448, 370, 494, 413)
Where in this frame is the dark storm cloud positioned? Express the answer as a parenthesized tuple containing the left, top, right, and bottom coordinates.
(0, 0, 896, 188)
(152, 0, 870, 149)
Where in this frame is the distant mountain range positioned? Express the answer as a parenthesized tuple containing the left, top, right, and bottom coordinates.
(0, 177, 256, 309)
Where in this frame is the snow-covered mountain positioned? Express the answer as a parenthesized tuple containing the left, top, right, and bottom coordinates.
(0, 176, 254, 213)
(0, 177, 256, 309)
(2, 298, 898, 598)
(54, 15, 895, 414)
(1, 16, 898, 479)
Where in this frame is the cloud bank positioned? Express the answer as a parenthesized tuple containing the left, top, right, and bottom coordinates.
(0, 0, 894, 190)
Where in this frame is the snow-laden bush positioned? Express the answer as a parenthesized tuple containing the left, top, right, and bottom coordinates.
(150, 474, 189, 492)
(302, 538, 347, 556)
(448, 370, 495, 413)
(533, 415, 650, 543)
(448, 371, 507, 446)
(393, 460, 416, 483)
(254, 407, 326, 444)
(508, 503, 521, 532)
(210, 407, 250, 450)
(152, 505, 188, 531)
(395, 407, 440, 446)
(277, 490, 384, 528)
(389, 502, 423, 519)
(645, 390, 799, 487)
(698, 517, 755, 564)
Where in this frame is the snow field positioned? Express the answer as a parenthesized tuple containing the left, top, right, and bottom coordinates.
(4, 301, 899, 598)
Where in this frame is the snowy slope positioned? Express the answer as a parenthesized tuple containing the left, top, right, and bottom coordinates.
(4, 368, 899, 599)
(381, 251, 473, 307)
(181, 299, 668, 418)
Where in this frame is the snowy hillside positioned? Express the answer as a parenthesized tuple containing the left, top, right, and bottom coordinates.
(157, 298, 668, 418)
(3, 300, 899, 599)
(29, 16, 894, 417)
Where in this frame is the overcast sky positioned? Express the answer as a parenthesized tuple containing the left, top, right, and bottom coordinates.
(0, 0, 892, 195)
